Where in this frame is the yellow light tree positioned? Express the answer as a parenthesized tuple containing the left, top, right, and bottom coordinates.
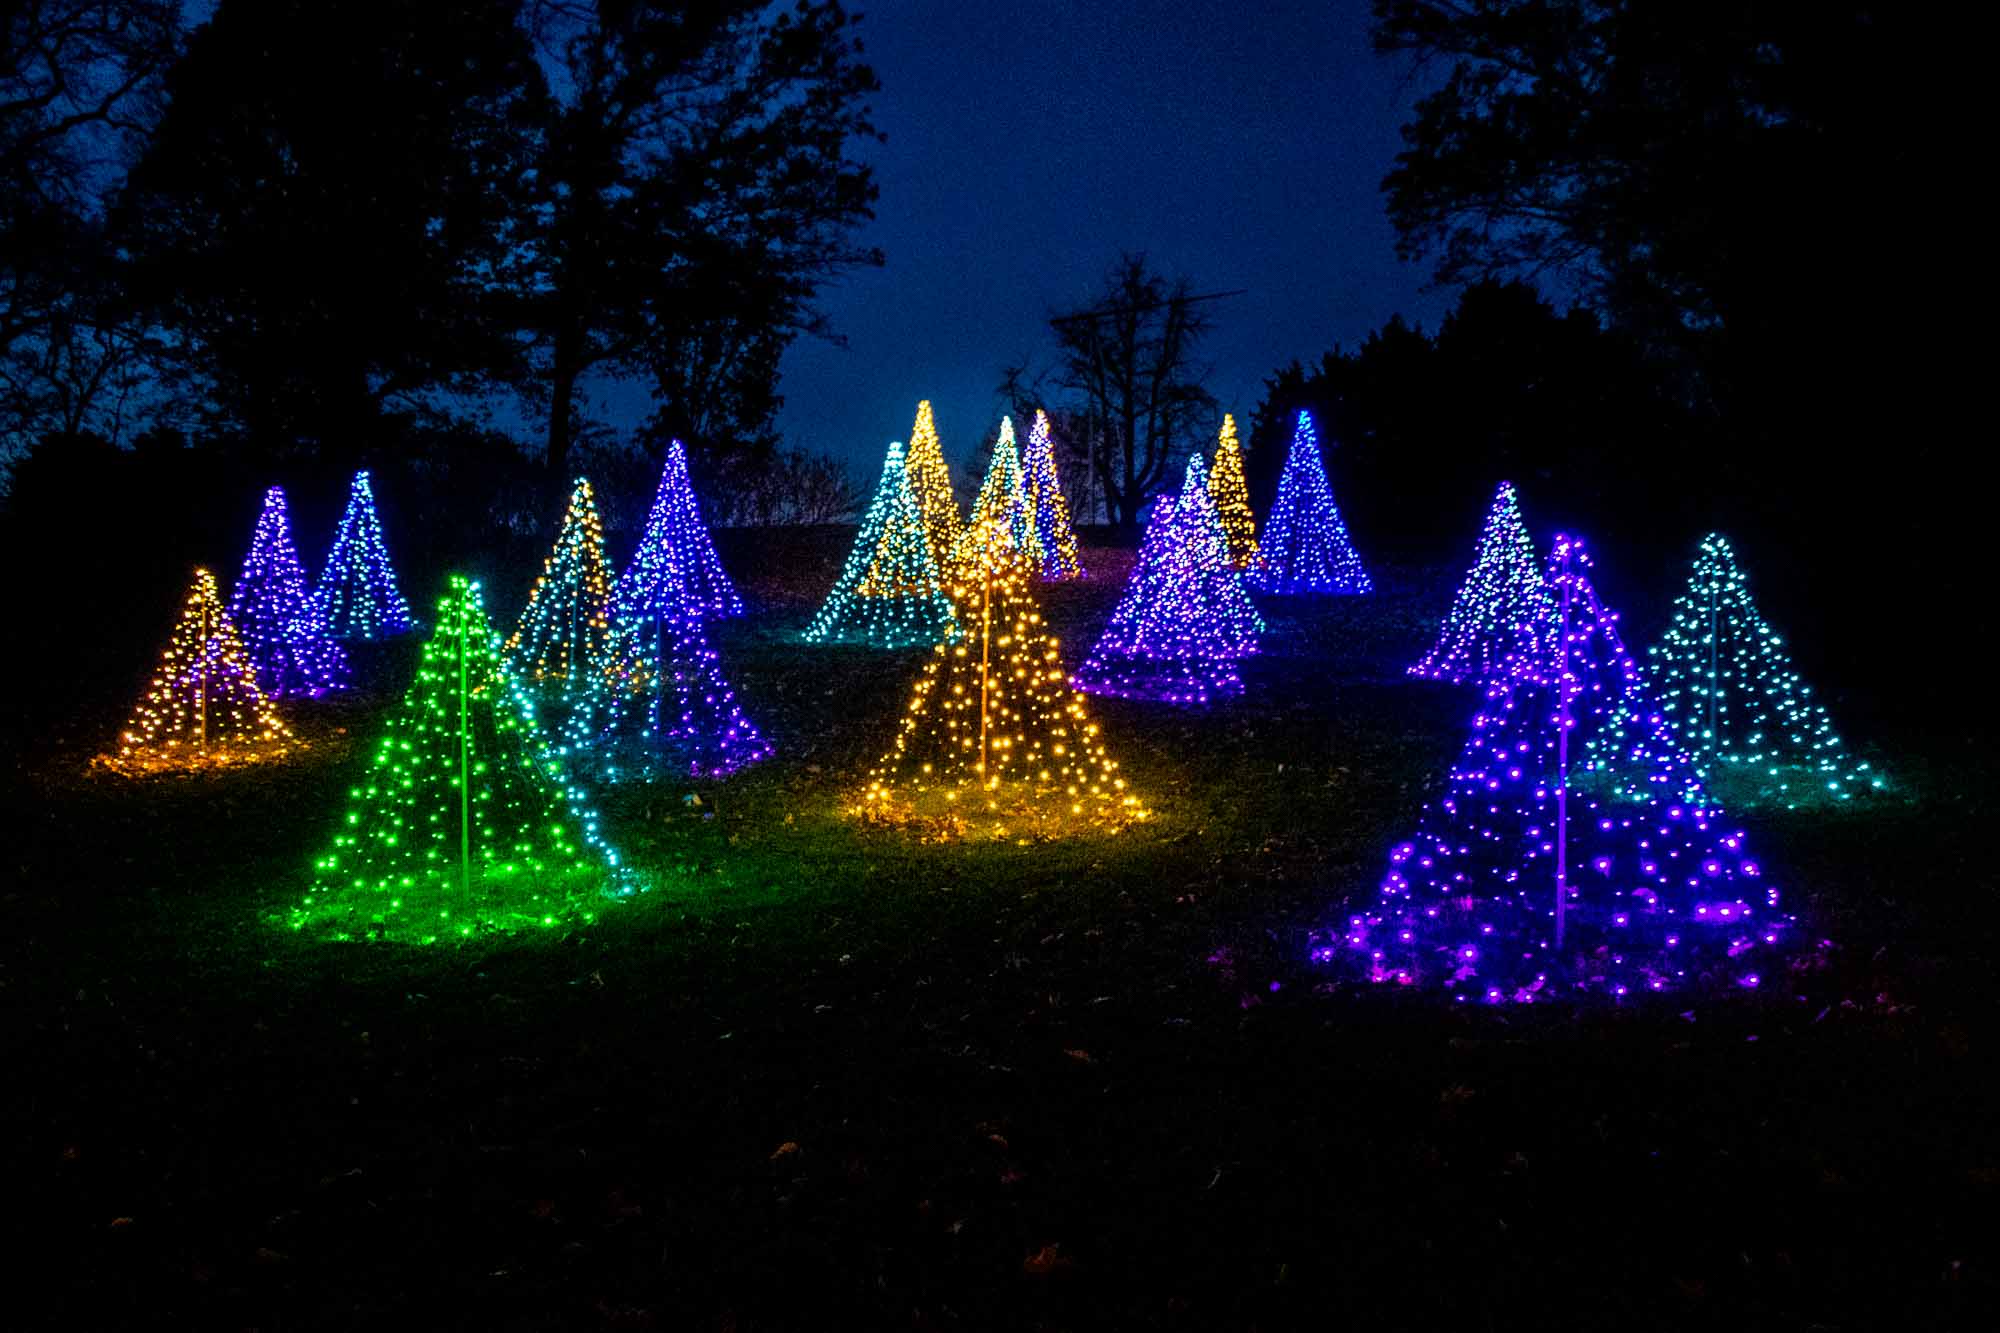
(505, 478, 616, 698)
(98, 568, 298, 774)
(946, 415, 1042, 581)
(902, 399, 963, 572)
(857, 514, 1147, 838)
(1208, 413, 1259, 570)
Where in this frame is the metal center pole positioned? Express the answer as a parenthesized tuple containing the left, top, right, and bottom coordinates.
(978, 560, 992, 779)
(459, 587, 472, 908)
(1554, 545, 1575, 949)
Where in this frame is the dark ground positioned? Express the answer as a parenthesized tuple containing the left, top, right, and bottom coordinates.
(3, 526, 1995, 1331)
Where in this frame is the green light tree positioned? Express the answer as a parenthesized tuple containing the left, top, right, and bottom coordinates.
(291, 576, 631, 942)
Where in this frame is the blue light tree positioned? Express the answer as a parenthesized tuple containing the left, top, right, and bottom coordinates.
(231, 486, 348, 696)
(1248, 410, 1371, 595)
(616, 440, 743, 621)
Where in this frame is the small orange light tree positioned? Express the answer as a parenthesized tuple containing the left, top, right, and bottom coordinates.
(99, 568, 297, 775)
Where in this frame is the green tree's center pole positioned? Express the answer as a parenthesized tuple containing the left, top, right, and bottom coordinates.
(459, 587, 472, 909)
(1554, 546, 1574, 950)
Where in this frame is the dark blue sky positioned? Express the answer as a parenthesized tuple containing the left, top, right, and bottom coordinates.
(768, 0, 1449, 478)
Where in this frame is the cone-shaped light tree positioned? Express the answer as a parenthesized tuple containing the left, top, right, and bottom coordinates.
(1319, 535, 1780, 1001)
(99, 568, 297, 774)
(902, 399, 963, 572)
(615, 439, 743, 622)
(1589, 533, 1883, 809)
(1407, 481, 1553, 684)
(1073, 455, 1263, 704)
(858, 514, 1147, 836)
(804, 441, 958, 648)
(947, 415, 1042, 580)
(566, 530, 772, 781)
(1207, 413, 1259, 570)
(505, 478, 616, 698)
(291, 576, 628, 941)
(1248, 410, 1372, 595)
(1021, 409, 1083, 580)
(230, 486, 348, 697)
(315, 470, 416, 639)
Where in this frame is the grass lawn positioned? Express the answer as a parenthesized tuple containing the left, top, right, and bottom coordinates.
(4, 528, 1995, 1330)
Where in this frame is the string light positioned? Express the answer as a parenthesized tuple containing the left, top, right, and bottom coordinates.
(1589, 533, 1883, 809)
(1073, 454, 1263, 704)
(857, 514, 1147, 836)
(1248, 409, 1372, 595)
(314, 470, 416, 639)
(1206, 413, 1259, 571)
(505, 478, 615, 698)
(902, 399, 964, 573)
(565, 529, 772, 781)
(614, 439, 743, 622)
(1323, 535, 1778, 1000)
(291, 575, 629, 942)
(1407, 481, 1553, 684)
(946, 415, 1042, 580)
(99, 567, 297, 774)
(1021, 409, 1083, 580)
(803, 441, 958, 648)
(230, 485, 348, 697)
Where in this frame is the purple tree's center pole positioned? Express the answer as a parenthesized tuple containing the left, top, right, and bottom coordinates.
(1554, 541, 1574, 949)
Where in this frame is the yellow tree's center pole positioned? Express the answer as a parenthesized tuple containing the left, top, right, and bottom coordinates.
(978, 558, 992, 780)
(198, 595, 209, 754)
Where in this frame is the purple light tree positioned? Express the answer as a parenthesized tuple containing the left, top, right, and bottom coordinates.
(1321, 534, 1785, 1002)
(230, 486, 348, 696)
(1072, 455, 1263, 704)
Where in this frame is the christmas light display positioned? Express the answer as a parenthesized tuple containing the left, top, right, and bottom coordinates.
(802, 441, 958, 648)
(1407, 481, 1553, 684)
(229, 486, 348, 697)
(857, 515, 1147, 836)
(1207, 413, 1259, 570)
(315, 470, 416, 639)
(291, 575, 629, 942)
(1020, 409, 1083, 580)
(946, 416, 1042, 580)
(99, 568, 297, 774)
(1589, 533, 1883, 809)
(902, 399, 964, 572)
(1072, 455, 1263, 704)
(1248, 410, 1372, 595)
(615, 439, 743, 622)
(565, 532, 772, 781)
(505, 478, 615, 698)
(1319, 535, 1777, 1001)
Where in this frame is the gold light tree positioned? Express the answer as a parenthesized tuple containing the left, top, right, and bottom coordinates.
(1208, 413, 1259, 570)
(99, 568, 297, 775)
(857, 514, 1147, 838)
(902, 399, 963, 573)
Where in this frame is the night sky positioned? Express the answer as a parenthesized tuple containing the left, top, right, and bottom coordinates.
(674, 0, 1447, 479)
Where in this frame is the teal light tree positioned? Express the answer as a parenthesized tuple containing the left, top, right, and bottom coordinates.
(315, 470, 416, 639)
(505, 478, 615, 698)
(804, 441, 957, 647)
(1589, 533, 1883, 808)
(1407, 481, 1552, 684)
(291, 576, 628, 942)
